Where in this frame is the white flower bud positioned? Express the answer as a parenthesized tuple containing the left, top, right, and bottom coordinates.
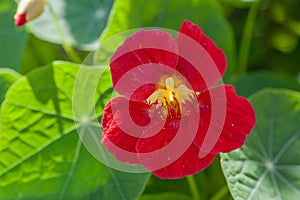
(14, 0, 46, 26)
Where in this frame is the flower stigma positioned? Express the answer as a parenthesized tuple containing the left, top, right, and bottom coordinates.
(147, 75, 195, 118)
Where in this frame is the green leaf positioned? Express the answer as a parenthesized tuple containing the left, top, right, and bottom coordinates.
(221, 89, 300, 200)
(26, 0, 114, 50)
(0, 68, 21, 104)
(102, 0, 236, 71)
(233, 72, 300, 97)
(139, 193, 191, 200)
(0, 61, 149, 199)
(20, 34, 66, 74)
(0, 0, 27, 70)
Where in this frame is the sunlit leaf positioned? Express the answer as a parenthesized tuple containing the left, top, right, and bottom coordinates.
(0, 61, 149, 199)
(0, 68, 21, 104)
(221, 89, 300, 200)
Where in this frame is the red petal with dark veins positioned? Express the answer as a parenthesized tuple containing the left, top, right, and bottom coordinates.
(129, 84, 156, 100)
(194, 85, 256, 154)
(101, 97, 151, 164)
(151, 144, 216, 179)
(136, 100, 202, 176)
(110, 30, 179, 100)
(176, 20, 227, 91)
(136, 118, 179, 153)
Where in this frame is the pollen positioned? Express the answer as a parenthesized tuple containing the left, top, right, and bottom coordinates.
(147, 75, 195, 118)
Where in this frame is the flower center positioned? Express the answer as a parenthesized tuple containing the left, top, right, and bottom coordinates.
(147, 75, 194, 118)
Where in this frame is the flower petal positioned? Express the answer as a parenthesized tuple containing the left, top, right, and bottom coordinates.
(136, 119, 179, 153)
(101, 97, 151, 164)
(14, 13, 27, 27)
(135, 102, 201, 175)
(135, 117, 185, 173)
(110, 30, 179, 100)
(194, 85, 256, 154)
(176, 20, 227, 91)
(14, 0, 46, 27)
(152, 144, 216, 179)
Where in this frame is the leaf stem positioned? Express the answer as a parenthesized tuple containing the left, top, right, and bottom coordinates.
(237, 1, 260, 74)
(47, 2, 81, 63)
(187, 175, 201, 200)
(210, 186, 229, 200)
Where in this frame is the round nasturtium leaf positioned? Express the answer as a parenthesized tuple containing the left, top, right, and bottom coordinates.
(26, 0, 114, 50)
(221, 89, 300, 200)
(0, 61, 149, 199)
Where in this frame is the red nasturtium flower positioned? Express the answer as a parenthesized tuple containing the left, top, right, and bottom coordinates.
(101, 20, 256, 179)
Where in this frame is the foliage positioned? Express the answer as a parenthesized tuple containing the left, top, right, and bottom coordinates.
(0, 0, 299, 199)
(221, 89, 300, 199)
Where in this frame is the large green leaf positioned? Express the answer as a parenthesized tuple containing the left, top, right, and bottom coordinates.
(0, 68, 21, 104)
(0, 0, 27, 70)
(0, 61, 149, 199)
(233, 72, 300, 97)
(221, 89, 300, 200)
(102, 0, 236, 71)
(26, 0, 114, 50)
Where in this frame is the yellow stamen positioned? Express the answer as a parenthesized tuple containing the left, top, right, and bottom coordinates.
(147, 75, 194, 118)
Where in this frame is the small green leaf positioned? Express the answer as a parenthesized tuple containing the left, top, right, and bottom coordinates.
(221, 89, 300, 200)
(26, 0, 114, 50)
(233, 72, 300, 97)
(139, 193, 191, 200)
(0, 61, 149, 199)
(0, 68, 21, 104)
(102, 0, 235, 71)
(0, 0, 27, 69)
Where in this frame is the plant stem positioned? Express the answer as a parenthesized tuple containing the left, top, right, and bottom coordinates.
(47, 2, 81, 63)
(210, 186, 229, 200)
(237, 1, 260, 74)
(187, 175, 201, 200)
